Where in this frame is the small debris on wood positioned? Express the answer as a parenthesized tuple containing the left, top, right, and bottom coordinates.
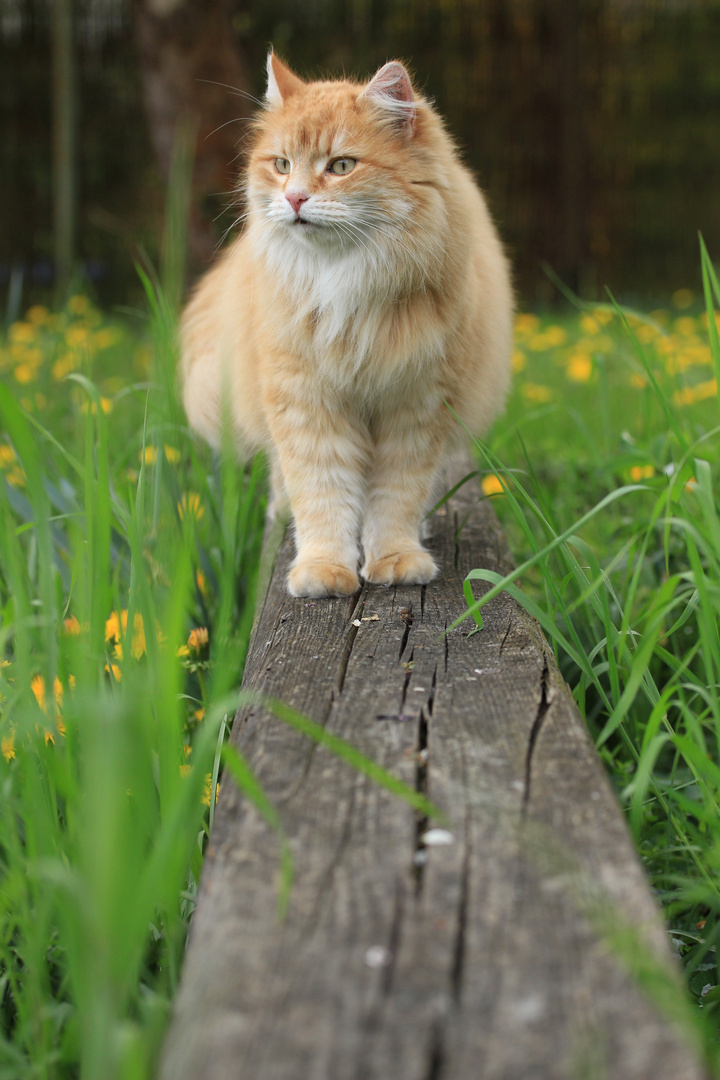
(362, 614, 380, 622)
(422, 828, 455, 846)
(364, 946, 392, 969)
(352, 619, 361, 627)
(399, 607, 413, 625)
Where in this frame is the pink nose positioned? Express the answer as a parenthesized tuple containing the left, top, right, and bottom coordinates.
(285, 191, 309, 215)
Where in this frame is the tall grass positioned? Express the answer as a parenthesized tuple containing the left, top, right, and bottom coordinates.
(465, 240, 720, 1056)
(0, 279, 266, 1078)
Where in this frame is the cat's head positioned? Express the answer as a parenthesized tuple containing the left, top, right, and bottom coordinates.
(244, 54, 446, 264)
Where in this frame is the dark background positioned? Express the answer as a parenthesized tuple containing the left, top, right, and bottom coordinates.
(2, 0, 720, 310)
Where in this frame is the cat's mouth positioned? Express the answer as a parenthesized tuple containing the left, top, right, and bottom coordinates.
(293, 217, 316, 228)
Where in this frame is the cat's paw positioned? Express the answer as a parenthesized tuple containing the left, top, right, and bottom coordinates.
(288, 560, 360, 598)
(362, 549, 438, 587)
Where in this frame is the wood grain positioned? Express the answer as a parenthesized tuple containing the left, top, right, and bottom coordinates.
(160, 465, 706, 1080)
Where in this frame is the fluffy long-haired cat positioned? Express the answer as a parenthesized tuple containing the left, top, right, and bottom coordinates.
(181, 53, 513, 597)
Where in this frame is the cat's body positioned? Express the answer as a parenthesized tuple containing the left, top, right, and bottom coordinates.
(181, 54, 513, 597)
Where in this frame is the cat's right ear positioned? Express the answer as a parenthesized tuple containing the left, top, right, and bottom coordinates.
(265, 52, 305, 107)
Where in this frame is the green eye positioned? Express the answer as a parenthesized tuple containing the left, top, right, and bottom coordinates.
(274, 158, 291, 174)
(329, 158, 356, 176)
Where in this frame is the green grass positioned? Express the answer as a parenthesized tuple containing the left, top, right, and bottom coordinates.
(0, 242, 719, 1075)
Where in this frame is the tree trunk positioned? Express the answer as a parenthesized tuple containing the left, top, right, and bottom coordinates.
(132, 0, 253, 274)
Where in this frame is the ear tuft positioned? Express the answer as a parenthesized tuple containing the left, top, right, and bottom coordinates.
(360, 61, 416, 134)
(265, 51, 305, 107)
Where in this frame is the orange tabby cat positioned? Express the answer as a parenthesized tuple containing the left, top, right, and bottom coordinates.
(181, 53, 513, 597)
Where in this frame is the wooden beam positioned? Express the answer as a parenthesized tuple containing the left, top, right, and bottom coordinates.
(160, 465, 704, 1080)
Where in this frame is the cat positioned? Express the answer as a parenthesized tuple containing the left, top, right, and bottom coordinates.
(180, 52, 514, 598)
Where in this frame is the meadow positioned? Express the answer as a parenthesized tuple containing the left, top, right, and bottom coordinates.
(0, 246, 719, 1077)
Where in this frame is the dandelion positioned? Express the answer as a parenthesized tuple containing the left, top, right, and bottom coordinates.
(179, 764, 192, 779)
(31, 674, 46, 711)
(511, 349, 526, 373)
(13, 364, 35, 385)
(92, 327, 121, 350)
(672, 288, 693, 310)
(0, 445, 16, 467)
(481, 474, 505, 497)
(196, 569, 208, 596)
(629, 465, 655, 482)
(68, 295, 90, 316)
(26, 305, 50, 325)
(514, 313, 539, 336)
(567, 354, 593, 383)
(105, 610, 146, 659)
(194, 707, 205, 723)
(673, 317, 697, 337)
(164, 444, 181, 464)
(105, 662, 122, 682)
(521, 383, 553, 403)
(63, 615, 82, 635)
(202, 773, 220, 808)
(65, 325, 90, 348)
(52, 354, 77, 380)
(9, 322, 37, 344)
(187, 627, 209, 652)
(544, 325, 567, 347)
(178, 493, 205, 521)
(1, 733, 15, 762)
(674, 379, 717, 406)
(80, 397, 113, 416)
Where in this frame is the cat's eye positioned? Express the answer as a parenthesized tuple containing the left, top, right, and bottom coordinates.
(328, 158, 356, 176)
(274, 158, 292, 174)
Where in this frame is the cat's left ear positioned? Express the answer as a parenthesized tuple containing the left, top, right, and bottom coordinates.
(265, 51, 305, 107)
(360, 61, 416, 135)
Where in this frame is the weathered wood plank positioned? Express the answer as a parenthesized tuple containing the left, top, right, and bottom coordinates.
(160, 468, 705, 1080)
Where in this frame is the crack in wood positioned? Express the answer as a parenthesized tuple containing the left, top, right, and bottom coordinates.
(413, 706, 430, 895)
(337, 594, 366, 694)
(450, 808, 470, 1003)
(399, 647, 415, 712)
(423, 1018, 446, 1080)
(522, 653, 551, 815)
(398, 604, 414, 661)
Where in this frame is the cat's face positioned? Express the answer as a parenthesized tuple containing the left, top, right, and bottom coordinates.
(245, 56, 427, 256)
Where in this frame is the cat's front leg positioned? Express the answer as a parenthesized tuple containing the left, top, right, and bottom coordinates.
(265, 392, 368, 598)
(361, 406, 447, 587)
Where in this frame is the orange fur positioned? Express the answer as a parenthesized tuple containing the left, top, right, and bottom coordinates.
(181, 53, 514, 597)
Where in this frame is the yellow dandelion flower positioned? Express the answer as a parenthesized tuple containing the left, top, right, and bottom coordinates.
(31, 674, 46, 712)
(68, 295, 90, 316)
(194, 707, 205, 722)
(65, 325, 90, 348)
(0, 445, 16, 467)
(105, 610, 122, 642)
(481, 474, 505, 497)
(580, 314, 601, 335)
(544, 325, 567, 347)
(567, 354, 593, 383)
(1, 733, 15, 762)
(56, 717, 66, 737)
(187, 627, 209, 652)
(26, 305, 50, 325)
(673, 317, 697, 337)
(6, 467, 26, 488)
(514, 313, 539, 336)
(629, 465, 655, 482)
(674, 379, 717, 406)
(521, 383, 553, 403)
(105, 662, 122, 682)
(182, 744, 192, 758)
(13, 364, 34, 385)
(53, 677, 63, 707)
(178, 493, 204, 521)
(163, 444, 181, 464)
(202, 774, 220, 807)
(635, 325, 658, 344)
(511, 349, 526, 373)
(92, 327, 121, 350)
(63, 615, 82, 635)
(9, 322, 36, 344)
(196, 569, 208, 596)
(52, 354, 77, 380)
(44, 730, 55, 745)
(179, 764, 192, 779)
(671, 288, 693, 310)
(176, 644, 190, 658)
(80, 397, 112, 415)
